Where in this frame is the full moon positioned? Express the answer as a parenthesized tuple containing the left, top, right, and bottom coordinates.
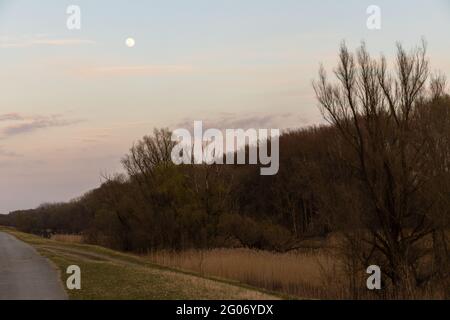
(125, 38, 136, 48)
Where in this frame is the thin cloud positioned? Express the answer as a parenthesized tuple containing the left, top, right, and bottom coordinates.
(175, 112, 310, 131)
(80, 138, 100, 143)
(31, 39, 95, 46)
(0, 34, 95, 48)
(0, 147, 21, 158)
(76, 65, 194, 77)
(0, 113, 24, 121)
(0, 114, 83, 138)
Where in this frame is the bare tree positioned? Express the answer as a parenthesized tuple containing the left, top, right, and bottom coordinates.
(121, 128, 176, 202)
(313, 40, 448, 295)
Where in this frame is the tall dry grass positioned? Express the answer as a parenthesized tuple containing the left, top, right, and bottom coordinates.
(146, 231, 448, 299)
(51, 234, 84, 243)
(147, 247, 354, 299)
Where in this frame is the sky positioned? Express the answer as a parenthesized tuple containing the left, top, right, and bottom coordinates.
(1, 0, 450, 213)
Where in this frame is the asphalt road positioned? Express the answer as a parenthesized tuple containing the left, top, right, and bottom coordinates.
(0, 232, 68, 300)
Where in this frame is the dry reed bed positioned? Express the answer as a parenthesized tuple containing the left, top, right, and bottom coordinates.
(147, 247, 350, 299)
(51, 234, 84, 243)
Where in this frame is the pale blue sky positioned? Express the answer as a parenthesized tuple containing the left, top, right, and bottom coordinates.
(1, 0, 450, 212)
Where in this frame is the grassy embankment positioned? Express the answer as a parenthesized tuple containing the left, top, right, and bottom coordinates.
(0, 227, 282, 300)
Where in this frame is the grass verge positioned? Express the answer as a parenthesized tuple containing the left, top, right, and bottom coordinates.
(0, 227, 283, 300)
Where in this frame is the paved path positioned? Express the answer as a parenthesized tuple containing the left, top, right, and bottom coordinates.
(0, 232, 68, 300)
